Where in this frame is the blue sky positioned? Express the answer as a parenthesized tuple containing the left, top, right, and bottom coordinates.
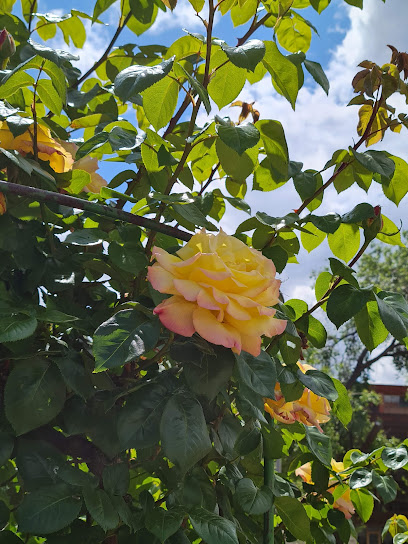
(30, 0, 408, 384)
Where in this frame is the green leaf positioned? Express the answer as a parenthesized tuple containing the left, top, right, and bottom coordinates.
(142, 76, 179, 130)
(382, 156, 408, 205)
(65, 229, 105, 246)
(304, 59, 329, 94)
(0, 71, 35, 100)
(145, 507, 184, 541)
(234, 478, 273, 515)
(117, 383, 169, 449)
(327, 223, 360, 262)
(329, 257, 359, 287)
(179, 342, 235, 400)
(176, 63, 211, 114)
(256, 119, 289, 182)
(274, 496, 312, 542)
(36, 78, 63, 115)
(351, 149, 395, 179)
(341, 202, 374, 224)
(305, 426, 332, 466)
(171, 203, 217, 231)
(93, 309, 161, 371)
(217, 123, 260, 155)
(5, 359, 65, 435)
(189, 508, 239, 544)
(108, 241, 148, 274)
(354, 300, 389, 351)
(307, 213, 341, 234)
(0, 433, 13, 468)
(307, 315, 327, 348)
(55, 353, 94, 400)
(216, 139, 257, 181)
(236, 350, 277, 398)
(234, 426, 261, 455)
(221, 40, 265, 72)
(114, 58, 174, 102)
(375, 292, 408, 341)
(275, 13, 312, 54)
(349, 468, 372, 489)
(16, 484, 82, 534)
(26, 39, 79, 66)
(75, 132, 110, 160)
(327, 284, 372, 328)
(83, 487, 119, 531)
(381, 447, 408, 470)
(0, 314, 37, 343)
(263, 41, 299, 109)
(102, 463, 129, 496)
(372, 471, 397, 503)
(207, 50, 246, 109)
(297, 369, 338, 401)
(160, 393, 212, 473)
(350, 488, 374, 522)
(332, 378, 352, 427)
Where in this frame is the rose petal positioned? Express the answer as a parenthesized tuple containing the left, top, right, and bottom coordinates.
(147, 264, 176, 294)
(154, 296, 196, 336)
(173, 278, 201, 301)
(193, 307, 241, 352)
(240, 334, 261, 357)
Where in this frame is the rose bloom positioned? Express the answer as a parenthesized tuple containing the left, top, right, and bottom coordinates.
(296, 459, 355, 519)
(0, 121, 74, 173)
(264, 362, 331, 431)
(59, 141, 107, 193)
(147, 229, 286, 356)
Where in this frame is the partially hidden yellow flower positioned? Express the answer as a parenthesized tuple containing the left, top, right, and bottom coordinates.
(296, 459, 356, 519)
(59, 141, 107, 193)
(0, 192, 6, 215)
(264, 362, 331, 431)
(147, 229, 286, 356)
(0, 121, 74, 173)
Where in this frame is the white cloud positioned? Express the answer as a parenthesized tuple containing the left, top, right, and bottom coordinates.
(146, 0, 211, 35)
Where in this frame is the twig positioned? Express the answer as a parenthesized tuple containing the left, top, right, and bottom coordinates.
(198, 162, 220, 195)
(72, 12, 132, 89)
(0, 182, 192, 241)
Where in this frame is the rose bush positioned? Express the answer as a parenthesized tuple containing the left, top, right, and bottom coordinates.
(264, 362, 331, 430)
(148, 229, 286, 356)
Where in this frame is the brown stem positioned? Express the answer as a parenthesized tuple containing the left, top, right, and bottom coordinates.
(0, 181, 192, 241)
(72, 12, 132, 89)
(296, 95, 383, 215)
(237, 12, 272, 46)
(27, 0, 37, 32)
(198, 161, 220, 195)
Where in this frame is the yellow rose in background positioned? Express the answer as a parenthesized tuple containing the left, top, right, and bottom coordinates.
(264, 362, 331, 431)
(147, 229, 286, 356)
(59, 141, 107, 193)
(296, 459, 356, 519)
(0, 192, 6, 215)
(0, 121, 74, 173)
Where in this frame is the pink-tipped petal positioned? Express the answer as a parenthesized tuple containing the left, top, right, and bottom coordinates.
(147, 264, 176, 294)
(173, 279, 201, 301)
(193, 307, 242, 352)
(154, 296, 196, 337)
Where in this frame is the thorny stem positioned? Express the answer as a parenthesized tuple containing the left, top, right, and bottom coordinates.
(0, 182, 192, 242)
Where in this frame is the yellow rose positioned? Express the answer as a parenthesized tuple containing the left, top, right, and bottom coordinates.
(264, 362, 331, 431)
(295, 459, 355, 519)
(0, 192, 6, 215)
(59, 141, 107, 193)
(147, 229, 286, 356)
(0, 121, 74, 173)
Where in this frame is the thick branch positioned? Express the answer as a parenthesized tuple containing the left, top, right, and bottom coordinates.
(0, 181, 192, 241)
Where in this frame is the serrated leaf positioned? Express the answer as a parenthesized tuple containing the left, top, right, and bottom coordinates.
(234, 478, 272, 514)
(304, 59, 329, 94)
(217, 123, 259, 155)
(114, 58, 174, 102)
(189, 508, 239, 544)
(221, 40, 265, 72)
(274, 496, 312, 542)
(83, 487, 119, 531)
